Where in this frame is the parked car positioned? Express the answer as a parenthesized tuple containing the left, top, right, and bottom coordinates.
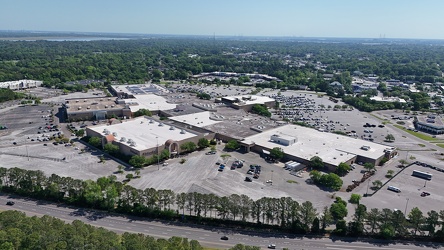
(6, 201, 15, 206)
(245, 177, 252, 182)
(220, 236, 229, 240)
(268, 244, 276, 249)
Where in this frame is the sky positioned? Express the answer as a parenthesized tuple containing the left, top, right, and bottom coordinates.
(1, 0, 444, 39)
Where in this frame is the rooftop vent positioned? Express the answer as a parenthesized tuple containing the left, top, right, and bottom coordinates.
(149, 119, 154, 124)
(158, 123, 164, 127)
(170, 126, 175, 130)
(180, 129, 186, 134)
(120, 137, 126, 142)
(112, 132, 117, 137)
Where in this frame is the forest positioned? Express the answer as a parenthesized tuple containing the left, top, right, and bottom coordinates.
(1, 38, 444, 88)
(1, 167, 444, 242)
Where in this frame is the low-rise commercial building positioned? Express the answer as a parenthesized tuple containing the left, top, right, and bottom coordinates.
(0, 80, 43, 90)
(63, 97, 130, 122)
(240, 124, 394, 170)
(220, 95, 275, 111)
(86, 116, 214, 157)
(414, 115, 444, 134)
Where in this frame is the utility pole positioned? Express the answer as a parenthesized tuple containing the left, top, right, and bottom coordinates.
(156, 136, 160, 170)
(404, 198, 410, 216)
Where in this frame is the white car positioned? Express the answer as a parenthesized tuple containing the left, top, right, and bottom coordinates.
(268, 244, 276, 249)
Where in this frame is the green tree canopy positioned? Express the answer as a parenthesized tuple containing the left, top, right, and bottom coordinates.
(225, 140, 240, 151)
(309, 156, 324, 170)
(129, 155, 146, 168)
(88, 136, 102, 148)
(269, 147, 284, 161)
(251, 104, 271, 117)
(134, 108, 152, 117)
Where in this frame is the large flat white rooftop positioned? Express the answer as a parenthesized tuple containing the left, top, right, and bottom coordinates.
(170, 111, 222, 128)
(89, 117, 197, 151)
(222, 95, 275, 106)
(124, 94, 177, 112)
(243, 124, 388, 166)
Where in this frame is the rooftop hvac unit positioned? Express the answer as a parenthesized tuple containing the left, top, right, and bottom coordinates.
(170, 126, 175, 130)
(112, 132, 117, 137)
(158, 123, 164, 127)
(120, 137, 126, 142)
(83, 99, 87, 102)
(127, 138, 134, 144)
(149, 119, 154, 123)
(130, 142, 136, 147)
(87, 106, 90, 109)
(180, 129, 186, 134)
(78, 107, 82, 110)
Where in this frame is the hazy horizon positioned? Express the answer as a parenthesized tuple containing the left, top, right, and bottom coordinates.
(2, 0, 444, 40)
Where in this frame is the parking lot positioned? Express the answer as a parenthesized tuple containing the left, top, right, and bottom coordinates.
(1, 86, 444, 218)
(360, 162, 444, 215)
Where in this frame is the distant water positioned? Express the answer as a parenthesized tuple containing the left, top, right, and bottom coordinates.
(46, 37, 131, 41)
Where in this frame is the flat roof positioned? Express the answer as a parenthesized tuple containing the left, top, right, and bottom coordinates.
(243, 124, 388, 166)
(123, 94, 177, 112)
(88, 117, 198, 151)
(111, 84, 169, 95)
(169, 111, 222, 128)
(417, 116, 444, 129)
(222, 95, 275, 106)
(65, 97, 126, 112)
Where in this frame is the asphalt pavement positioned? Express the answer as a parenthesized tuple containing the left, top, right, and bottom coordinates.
(0, 194, 441, 250)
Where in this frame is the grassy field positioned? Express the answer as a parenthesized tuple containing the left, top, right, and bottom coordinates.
(393, 125, 439, 141)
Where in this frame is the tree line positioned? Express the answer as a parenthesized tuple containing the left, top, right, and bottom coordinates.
(1, 167, 444, 242)
(0, 210, 205, 250)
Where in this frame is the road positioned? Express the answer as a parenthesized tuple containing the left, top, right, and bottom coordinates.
(0, 194, 441, 250)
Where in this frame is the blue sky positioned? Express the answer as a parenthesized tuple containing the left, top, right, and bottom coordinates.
(1, 0, 443, 39)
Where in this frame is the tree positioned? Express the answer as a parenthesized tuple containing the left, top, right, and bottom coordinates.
(197, 138, 210, 149)
(309, 170, 322, 183)
(133, 108, 152, 117)
(425, 210, 440, 236)
(104, 143, 119, 155)
(372, 180, 383, 190)
(320, 173, 343, 191)
(366, 208, 380, 234)
(335, 162, 351, 177)
(75, 129, 85, 137)
(269, 147, 284, 161)
(117, 165, 124, 174)
(363, 163, 375, 172)
(330, 202, 348, 221)
(225, 140, 239, 151)
(385, 134, 395, 142)
(88, 136, 102, 148)
(349, 194, 361, 204)
(129, 155, 146, 168)
(299, 201, 317, 233)
(320, 206, 333, 232)
(180, 142, 196, 153)
(386, 169, 395, 178)
(408, 207, 425, 236)
(309, 156, 324, 170)
(251, 104, 271, 117)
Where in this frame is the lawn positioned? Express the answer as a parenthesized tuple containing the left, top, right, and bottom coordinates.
(393, 125, 439, 141)
(436, 144, 444, 148)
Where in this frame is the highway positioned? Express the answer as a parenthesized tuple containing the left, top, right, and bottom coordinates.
(0, 194, 441, 250)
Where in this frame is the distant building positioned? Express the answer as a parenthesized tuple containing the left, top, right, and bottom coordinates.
(221, 95, 275, 111)
(414, 116, 444, 134)
(370, 96, 406, 103)
(329, 81, 343, 89)
(0, 80, 43, 90)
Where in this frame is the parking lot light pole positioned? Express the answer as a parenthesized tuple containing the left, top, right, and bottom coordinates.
(404, 198, 410, 216)
(366, 178, 371, 196)
(156, 136, 159, 170)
